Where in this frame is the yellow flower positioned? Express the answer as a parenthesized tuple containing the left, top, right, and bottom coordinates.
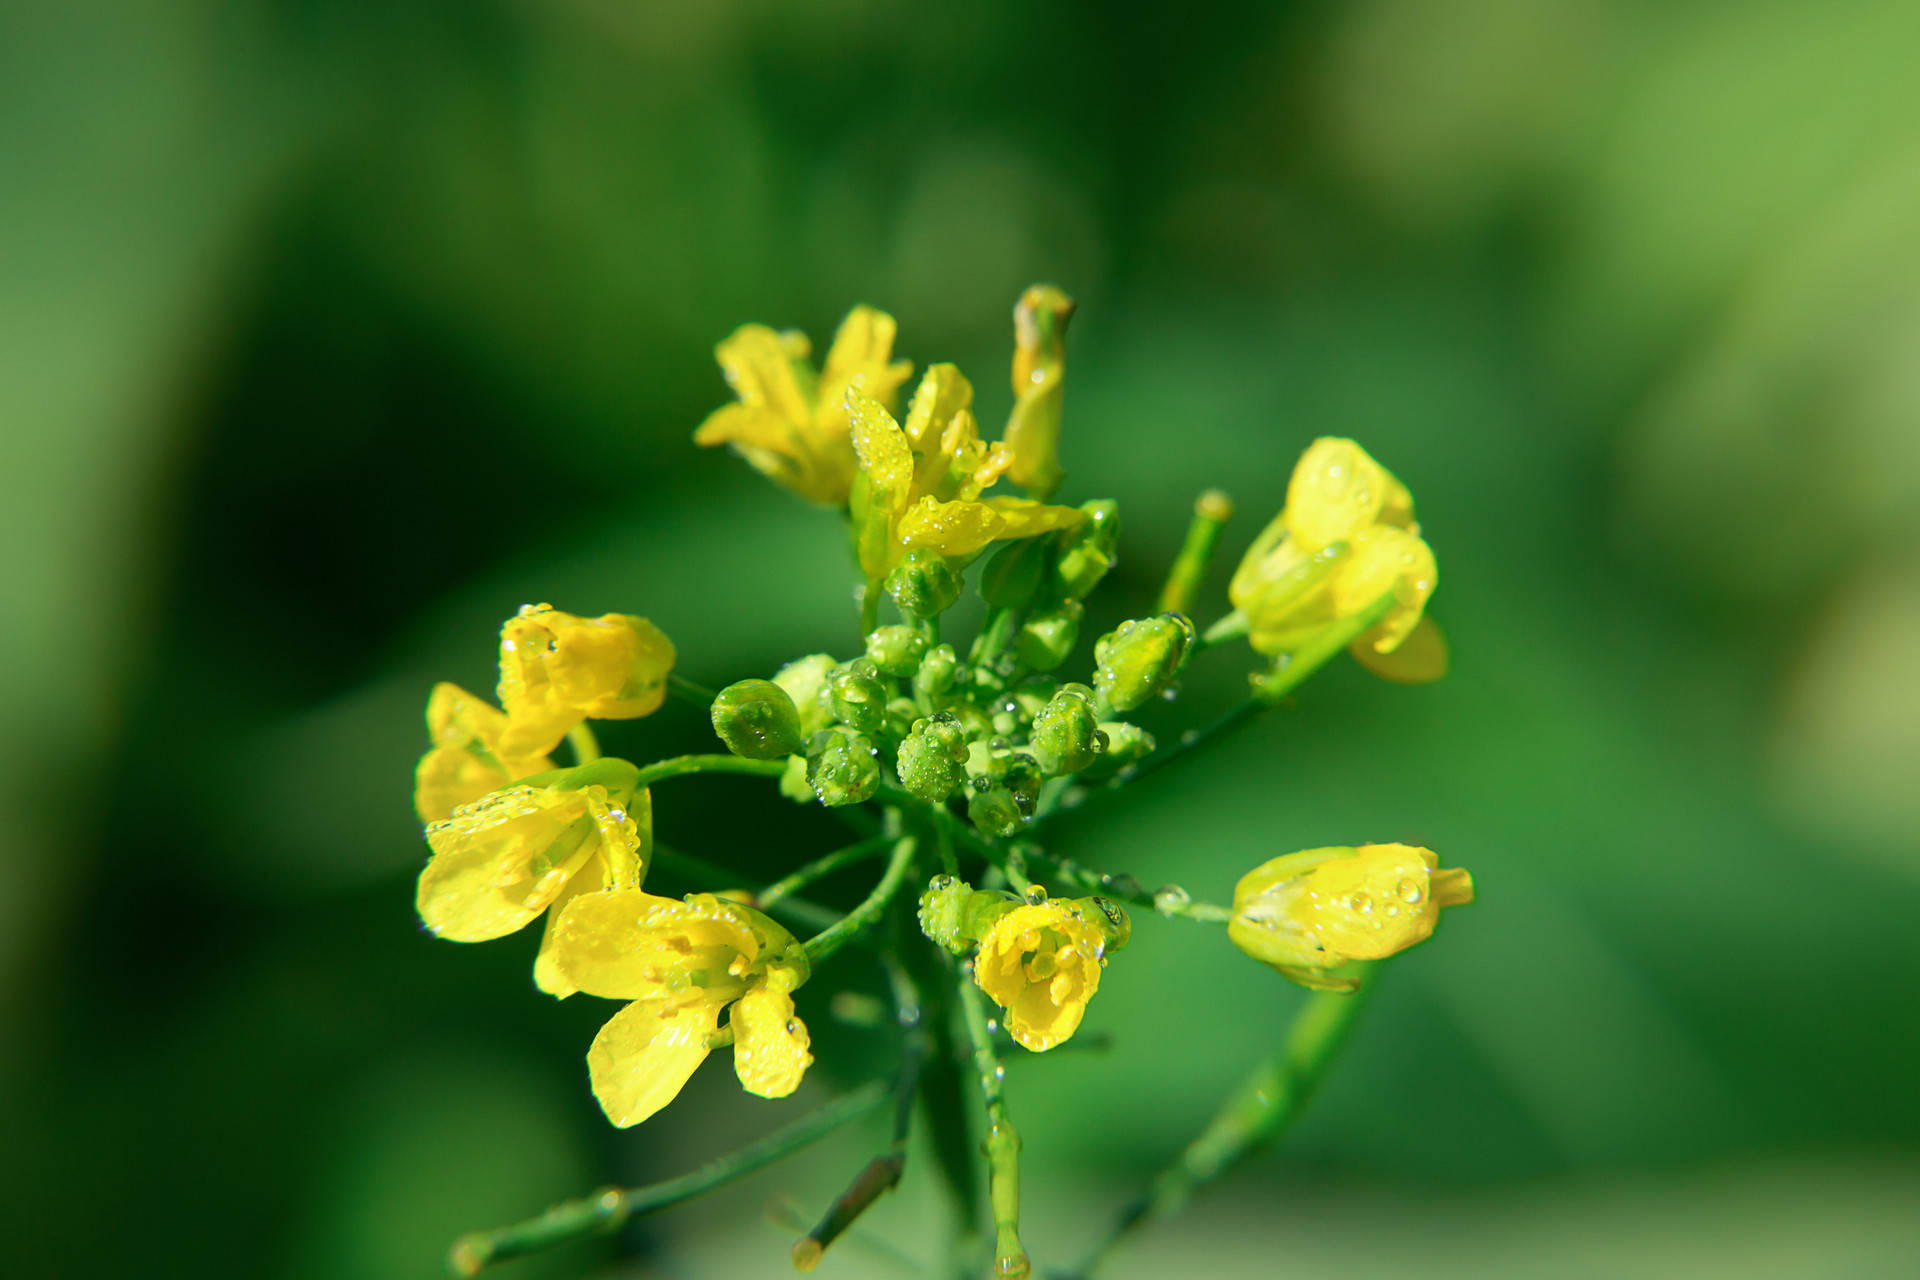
(496, 604, 676, 759)
(416, 771, 650, 998)
(413, 682, 554, 824)
(693, 306, 914, 506)
(551, 889, 814, 1127)
(846, 365, 1084, 582)
(1229, 437, 1441, 679)
(1227, 843, 1473, 991)
(972, 897, 1125, 1052)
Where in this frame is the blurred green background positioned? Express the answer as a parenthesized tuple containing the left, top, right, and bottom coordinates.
(7, 1, 1920, 1276)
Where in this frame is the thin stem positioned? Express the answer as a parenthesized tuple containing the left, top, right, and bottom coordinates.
(1250, 590, 1396, 704)
(969, 605, 1019, 668)
(1072, 971, 1378, 1277)
(566, 722, 601, 765)
(631, 753, 786, 789)
(804, 837, 920, 965)
(448, 1079, 890, 1275)
(667, 672, 719, 706)
(1198, 610, 1250, 649)
(759, 836, 894, 910)
(958, 969, 1029, 1279)
(1157, 490, 1234, 616)
(1032, 700, 1264, 833)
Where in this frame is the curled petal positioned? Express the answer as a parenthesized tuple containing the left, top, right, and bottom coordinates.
(414, 683, 553, 823)
(1351, 615, 1449, 684)
(1335, 525, 1437, 654)
(901, 363, 974, 454)
(730, 969, 813, 1098)
(714, 324, 813, 425)
(497, 606, 676, 756)
(896, 496, 1003, 559)
(588, 997, 721, 1128)
(973, 903, 1106, 1052)
(551, 888, 706, 999)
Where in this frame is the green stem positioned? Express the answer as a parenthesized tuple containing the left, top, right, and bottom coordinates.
(1157, 490, 1234, 616)
(861, 577, 883, 638)
(759, 836, 894, 910)
(1198, 610, 1250, 649)
(804, 837, 920, 965)
(667, 672, 719, 706)
(566, 722, 601, 765)
(1031, 700, 1263, 834)
(631, 753, 786, 789)
(969, 605, 1020, 668)
(1072, 972, 1378, 1277)
(958, 971, 1029, 1279)
(448, 1079, 890, 1276)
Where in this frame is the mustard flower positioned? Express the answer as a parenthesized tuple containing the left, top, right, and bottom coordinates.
(1229, 437, 1443, 681)
(417, 771, 651, 997)
(413, 682, 554, 824)
(495, 604, 676, 759)
(846, 365, 1084, 582)
(973, 897, 1128, 1052)
(551, 889, 814, 1127)
(1227, 843, 1473, 991)
(693, 306, 914, 506)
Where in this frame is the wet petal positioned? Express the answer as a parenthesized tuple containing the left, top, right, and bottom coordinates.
(550, 887, 700, 999)
(1284, 437, 1389, 552)
(714, 324, 812, 425)
(588, 997, 721, 1128)
(417, 788, 596, 942)
(730, 972, 813, 1098)
(848, 388, 914, 514)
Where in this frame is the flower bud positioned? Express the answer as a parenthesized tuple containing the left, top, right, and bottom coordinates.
(1092, 613, 1195, 712)
(805, 728, 880, 807)
(1004, 285, 1075, 497)
(709, 679, 805, 759)
(1227, 843, 1473, 991)
(496, 604, 676, 757)
(825, 659, 888, 735)
(1053, 500, 1119, 601)
(898, 715, 970, 803)
(1030, 686, 1103, 776)
(916, 875, 1022, 954)
(885, 547, 963, 618)
(1015, 603, 1080, 672)
(864, 625, 928, 676)
(1079, 721, 1153, 778)
(772, 654, 837, 736)
(967, 783, 1025, 837)
(914, 643, 960, 698)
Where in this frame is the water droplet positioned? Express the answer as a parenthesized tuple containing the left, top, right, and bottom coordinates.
(1398, 879, 1423, 904)
(1349, 891, 1373, 914)
(1153, 885, 1191, 913)
(993, 1065, 1006, 1082)
(985, 1018, 1000, 1034)
(1024, 884, 1048, 905)
(1384, 904, 1401, 919)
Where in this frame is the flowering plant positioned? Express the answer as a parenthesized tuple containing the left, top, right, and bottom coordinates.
(412, 288, 1473, 1277)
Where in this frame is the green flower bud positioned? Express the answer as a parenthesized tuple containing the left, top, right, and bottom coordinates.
(898, 714, 971, 803)
(914, 643, 959, 699)
(709, 679, 805, 759)
(805, 728, 880, 807)
(979, 537, 1049, 609)
(1080, 721, 1154, 778)
(772, 654, 837, 736)
(1015, 602, 1081, 671)
(1083, 895, 1132, 953)
(967, 783, 1025, 837)
(864, 625, 928, 677)
(1001, 753, 1043, 815)
(1054, 500, 1120, 600)
(826, 659, 887, 735)
(916, 875, 1020, 954)
(1031, 686, 1103, 776)
(885, 547, 963, 618)
(1093, 613, 1196, 711)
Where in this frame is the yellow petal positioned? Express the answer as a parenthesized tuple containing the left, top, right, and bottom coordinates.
(730, 969, 813, 1098)
(1351, 615, 1449, 684)
(1284, 438, 1390, 552)
(819, 306, 913, 435)
(1227, 511, 1295, 613)
(533, 790, 649, 997)
(588, 997, 720, 1128)
(847, 388, 914, 514)
(550, 887, 705, 999)
(715, 324, 812, 425)
(1228, 843, 1469, 974)
(901, 363, 974, 455)
(896, 496, 1002, 558)
(983, 496, 1083, 541)
(417, 787, 597, 942)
